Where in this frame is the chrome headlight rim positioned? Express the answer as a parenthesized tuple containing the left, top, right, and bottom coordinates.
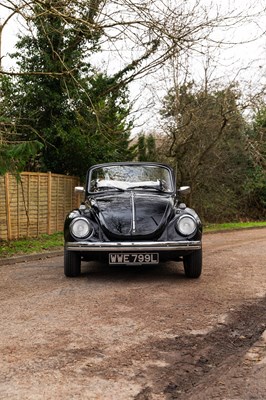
(176, 214, 197, 236)
(70, 217, 92, 239)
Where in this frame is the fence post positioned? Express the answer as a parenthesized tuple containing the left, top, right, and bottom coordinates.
(4, 173, 12, 240)
(47, 172, 52, 234)
(37, 173, 40, 236)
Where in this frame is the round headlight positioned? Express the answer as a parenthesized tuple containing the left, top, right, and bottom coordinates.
(70, 218, 92, 239)
(177, 215, 197, 236)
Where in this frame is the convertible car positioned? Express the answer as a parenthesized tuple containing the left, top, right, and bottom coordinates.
(64, 162, 202, 278)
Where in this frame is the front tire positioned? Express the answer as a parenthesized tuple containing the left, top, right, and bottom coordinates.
(183, 249, 202, 279)
(64, 249, 81, 277)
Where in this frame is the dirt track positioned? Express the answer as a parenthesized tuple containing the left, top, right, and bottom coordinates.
(0, 228, 266, 399)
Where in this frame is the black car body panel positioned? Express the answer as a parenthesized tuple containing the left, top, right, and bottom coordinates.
(94, 193, 173, 238)
(64, 162, 203, 278)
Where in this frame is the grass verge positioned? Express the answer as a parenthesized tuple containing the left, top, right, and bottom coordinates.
(0, 232, 63, 258)
(204, 221, 266, 232)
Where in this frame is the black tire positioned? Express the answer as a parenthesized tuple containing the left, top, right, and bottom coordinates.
(64, 249, 81, 277)
(183, 249, 202, 279)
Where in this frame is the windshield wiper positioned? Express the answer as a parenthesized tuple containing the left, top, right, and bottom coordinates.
(97, 185, 125, 192)
(129, 185, 164, 192)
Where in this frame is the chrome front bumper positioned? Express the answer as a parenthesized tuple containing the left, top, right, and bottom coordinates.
(66, 240, 201, 252)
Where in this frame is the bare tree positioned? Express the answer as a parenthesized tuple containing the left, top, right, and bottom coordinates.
(1, 0, 265, 82)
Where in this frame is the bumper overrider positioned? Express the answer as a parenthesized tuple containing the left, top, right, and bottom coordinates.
(65, 240, 202, 252)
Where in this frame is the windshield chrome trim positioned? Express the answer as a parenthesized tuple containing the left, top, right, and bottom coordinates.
(87, 162, 175, 195)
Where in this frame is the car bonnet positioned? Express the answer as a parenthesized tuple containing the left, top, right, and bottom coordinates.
(93, 192, 173, 238)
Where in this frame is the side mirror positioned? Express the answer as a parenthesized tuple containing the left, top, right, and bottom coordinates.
(178, 186, 191, 195)
(74, 186, 85, 193)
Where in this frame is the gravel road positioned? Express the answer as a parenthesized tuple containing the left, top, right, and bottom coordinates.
(0, 228, 266, 399)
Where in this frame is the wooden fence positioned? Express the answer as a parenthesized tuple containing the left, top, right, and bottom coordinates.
(0, 172, 81, 241)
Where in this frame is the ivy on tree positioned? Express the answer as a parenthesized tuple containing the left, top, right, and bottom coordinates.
(0, 1, 133, 177)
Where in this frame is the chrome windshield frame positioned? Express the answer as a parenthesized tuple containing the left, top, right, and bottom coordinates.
(86, 162, 175, 195)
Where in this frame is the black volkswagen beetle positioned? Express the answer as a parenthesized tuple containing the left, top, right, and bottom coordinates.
(64, 162, 202, 278)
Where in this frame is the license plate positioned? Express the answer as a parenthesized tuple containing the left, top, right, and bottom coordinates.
(109, 253, 159, 265)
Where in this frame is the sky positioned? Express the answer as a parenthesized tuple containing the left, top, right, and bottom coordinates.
(1, 0, 266, 134)
(130, 0, 266, 132)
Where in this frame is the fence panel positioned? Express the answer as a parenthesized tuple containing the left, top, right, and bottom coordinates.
(0, 172, 80, 241)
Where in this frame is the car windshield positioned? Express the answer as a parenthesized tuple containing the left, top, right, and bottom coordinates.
(88, 164, 173, 193)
